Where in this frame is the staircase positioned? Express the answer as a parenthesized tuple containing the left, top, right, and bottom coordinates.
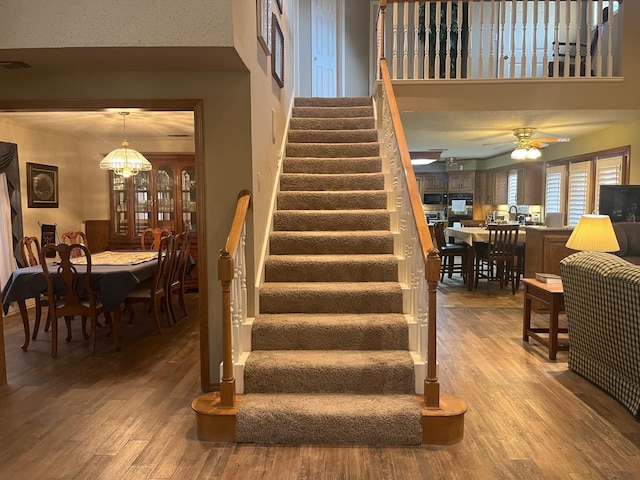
(235, 97, 423, 445)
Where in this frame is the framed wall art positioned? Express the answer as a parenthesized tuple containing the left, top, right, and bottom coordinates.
(257, 0, 272, 55)
(272, 13, 284, 88)
(27, 162, 59, 208)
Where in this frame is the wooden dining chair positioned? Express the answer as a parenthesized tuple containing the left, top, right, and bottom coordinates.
(460, 219, 484, 227)
(61, 231, 89, 258)
(474, 224, 520, 294)
(167, 231, 190, 322)
(125, 234, 175, 331)
(432, 222, 469, 284)
(39, 243, 110, 357)
(20, 236, 51, 340)
(140, 227, 171, 251)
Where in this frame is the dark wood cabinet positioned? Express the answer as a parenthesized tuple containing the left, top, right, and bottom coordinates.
(448, 172, 475, 193)
(516, 164, 543, 205)
(524, 227, 574, 278)
(107, 153, 198, 290)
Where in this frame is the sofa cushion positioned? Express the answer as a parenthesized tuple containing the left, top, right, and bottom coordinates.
(625, 225, 640, 257)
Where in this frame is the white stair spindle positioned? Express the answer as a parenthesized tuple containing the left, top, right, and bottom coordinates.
(521, 0, 528, 78)
(403, 2, 409, 79)
(532, 0, 539, 78)
(413, 1, 420, 79)
(392, 2, 399, 79)
(456, 0, 463, 79)
(434, 1, 441, 79)
(489, 0, 496, 78)
(564, 0, 571, 77)
(467, 0, 473, 79)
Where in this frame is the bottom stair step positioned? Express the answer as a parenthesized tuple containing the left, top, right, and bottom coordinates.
(236, 393, 422, 445)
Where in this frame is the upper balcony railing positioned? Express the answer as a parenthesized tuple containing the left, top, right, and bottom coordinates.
(378, 0, 621, 81)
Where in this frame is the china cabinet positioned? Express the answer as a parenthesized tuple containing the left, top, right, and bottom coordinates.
(108, 154, 198, 289)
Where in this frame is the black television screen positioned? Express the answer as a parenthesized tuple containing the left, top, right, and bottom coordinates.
(599, 185, 640, 222)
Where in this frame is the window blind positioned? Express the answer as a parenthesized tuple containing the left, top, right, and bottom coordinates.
(567, 161, 591, 227)
(545, 165, 564, 214)
(594, 155, 623, 213)
(507, 169, 518, 205)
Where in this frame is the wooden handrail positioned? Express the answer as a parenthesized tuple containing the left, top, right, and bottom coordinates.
(379, 57, 442, 409)
(218, 190, 252, 408)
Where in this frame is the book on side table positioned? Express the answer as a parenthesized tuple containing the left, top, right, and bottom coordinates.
(535, 272, 562, 284)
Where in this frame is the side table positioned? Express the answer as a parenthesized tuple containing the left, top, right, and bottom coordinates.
(522, 277, 569, 360)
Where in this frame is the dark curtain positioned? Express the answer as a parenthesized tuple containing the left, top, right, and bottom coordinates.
(0, 142, 25, 267)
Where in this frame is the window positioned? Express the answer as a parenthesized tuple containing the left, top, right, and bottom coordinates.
(594, 155, 623, 213)
(507, 169, 518, 205)
(545, 165, 565, 214)
(567, 161, 591, 227)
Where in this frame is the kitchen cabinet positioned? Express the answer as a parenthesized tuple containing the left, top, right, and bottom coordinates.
(494, 171, 508, 204)
(108, 153, 198, 290)
(419, 173, 448, 193)
(516, 164, 543, 205)
(448, 172, 475, 193)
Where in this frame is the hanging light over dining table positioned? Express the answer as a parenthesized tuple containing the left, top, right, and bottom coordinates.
(99, 112, 152, 178)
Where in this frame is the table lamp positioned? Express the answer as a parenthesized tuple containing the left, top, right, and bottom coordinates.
(565, 214, 620, 252)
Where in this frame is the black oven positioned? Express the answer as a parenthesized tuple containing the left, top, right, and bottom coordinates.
(423, 193, 447, 205)
(447, 193, 474, 226)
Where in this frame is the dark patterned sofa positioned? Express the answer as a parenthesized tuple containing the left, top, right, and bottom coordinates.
(613, 222, 640, 265)
(560, 251, 640, 419)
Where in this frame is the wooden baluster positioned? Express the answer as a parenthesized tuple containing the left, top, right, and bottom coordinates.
(423, 1, 431, 79)
(466, 0, 473, 79)
(575, 0, 584, 77)
(489, 0, 496, 78)
(402, 2, 409, 79)
(499, 0, 506, 78)
(445, 1, 452, 79)
(521, 0, 528, 78)
(456, 0, 463, 79)
(543, 0, 550, 77)
(392, 1, 399, 78)
(532, 0, 539, 78)
(606, 0, 613, 77)
(551, 0, 560, 77)
(594, 0, 604, 77)
(424, 249, 441, 408)
(509, 0, 516, 78)
(478, 0, 484, 79)
(564, 0, 571, 77)
(413, 1, 419, 79)
(434, 1, 441, 79)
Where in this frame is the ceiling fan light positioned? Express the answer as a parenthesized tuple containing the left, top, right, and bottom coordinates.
(511, 147, 528, 160)
(527, 146, 542, 160)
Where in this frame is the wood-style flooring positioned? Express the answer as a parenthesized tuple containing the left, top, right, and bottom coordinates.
(1, 282, 640, 479)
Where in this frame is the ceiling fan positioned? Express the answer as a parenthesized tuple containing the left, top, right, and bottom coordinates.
(484, 127, 571, 149)
(410, 150, 459, 166)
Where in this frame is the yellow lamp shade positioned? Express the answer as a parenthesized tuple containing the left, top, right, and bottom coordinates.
(565, 214, 620, 252)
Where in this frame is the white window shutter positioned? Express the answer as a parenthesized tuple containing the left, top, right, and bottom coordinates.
(594, 155, 623, 213)
(545, 165, 564, 214)
(567, 161, 591, 227)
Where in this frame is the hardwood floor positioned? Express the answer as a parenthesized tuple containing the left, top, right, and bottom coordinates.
(1, 284, 639, 479)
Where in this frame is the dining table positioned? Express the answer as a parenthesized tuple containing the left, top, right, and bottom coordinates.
(1, 250, 159, 351)
(444, 225, 527, 291)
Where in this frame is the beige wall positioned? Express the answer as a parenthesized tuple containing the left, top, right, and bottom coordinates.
(0, 121, 98, 240)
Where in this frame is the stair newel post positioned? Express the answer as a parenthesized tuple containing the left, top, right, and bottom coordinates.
(424, 248, 441, 409)
(219, 247, 236, 408)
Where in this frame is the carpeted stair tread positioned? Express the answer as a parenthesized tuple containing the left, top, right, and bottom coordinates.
(279, 173, 384, 192)
(264, 254, 398, 282)
(283, 156, 382, 174)
(292, 106, 373, 119)
(259, 282, 403, 314)
(236, 393, 422, 445)
(273, 210, 390, 232)
(269, 231, 395, 255)
(294, 97, 372, 107)
(286, 142, 380, 158)
(288, 129, 378, 143)
(252, 313, 409, 350)
(290, 117, 374, 131)
(244, 350, 414, 394)
(277, 191, 387, 210)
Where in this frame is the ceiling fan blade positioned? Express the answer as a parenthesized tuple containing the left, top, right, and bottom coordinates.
(533, 137, 570, 143)
(481, 140, 517, 146)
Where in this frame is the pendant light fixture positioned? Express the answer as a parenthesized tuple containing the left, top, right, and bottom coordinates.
(99, 112, 152, 178)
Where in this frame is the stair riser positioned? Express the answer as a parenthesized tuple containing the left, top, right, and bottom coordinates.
(290, 117, 375, 131)
(294, 97, 373, 107)
(244, 365, 414, 394)
(259, 290, 403, 314)
(287, 143, 379, 158)
(269, 234, 394, 255)
(283, 157, 382, 174)
(273, 212, 390, 231)
(280, 174, 384, 192)
(277, 192, 387, 210)
(288, 130, 378, 144)
(292, 106, 373, 118)
(252, 324, 408, 350)
(264, 261, 398, 282)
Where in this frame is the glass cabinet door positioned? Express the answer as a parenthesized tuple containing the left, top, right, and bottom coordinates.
(111, 174, 128, 237)
(133, 171, 151, 236)
(156, 166, 174, 232)
(181, 166, 196, 234)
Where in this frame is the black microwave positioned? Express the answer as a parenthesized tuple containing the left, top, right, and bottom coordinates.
(423, 193, 447, 205)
